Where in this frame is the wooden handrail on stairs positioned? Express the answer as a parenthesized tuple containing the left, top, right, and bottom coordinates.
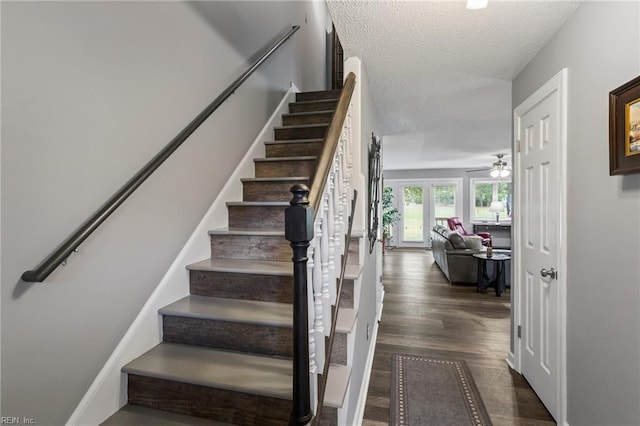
(286, 73, 357, 425)
(20, 25, 300, 283)
(308, 73, 356, 213)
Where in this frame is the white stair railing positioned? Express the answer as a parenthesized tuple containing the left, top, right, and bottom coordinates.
(285, 72, 356, 425)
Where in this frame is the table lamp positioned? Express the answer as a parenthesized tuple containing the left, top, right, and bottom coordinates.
(489, 201, 505, 223)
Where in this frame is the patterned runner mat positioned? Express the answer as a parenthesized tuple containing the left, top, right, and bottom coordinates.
(391, 354, 493, 426)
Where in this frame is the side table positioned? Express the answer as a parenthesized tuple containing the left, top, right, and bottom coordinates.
(473, 252, 511, 297)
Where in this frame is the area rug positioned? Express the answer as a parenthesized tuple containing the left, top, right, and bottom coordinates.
(391, 354, 493, 426)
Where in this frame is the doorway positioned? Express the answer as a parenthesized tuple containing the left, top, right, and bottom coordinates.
(512, 68, 567, 423)
(386, 179, 462, 248)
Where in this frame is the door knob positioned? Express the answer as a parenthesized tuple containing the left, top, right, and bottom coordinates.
(540, 268, 557, 279)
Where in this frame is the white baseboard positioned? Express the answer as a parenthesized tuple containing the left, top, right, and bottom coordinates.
(352, 313, 381, 426)
(506, 351, 517, 371)
(66, 85, 299, 426)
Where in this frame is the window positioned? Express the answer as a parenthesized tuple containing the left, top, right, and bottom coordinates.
(433, 184, 456, 219)
(470, 179, 512, 222)
(384, 179, 462, 247)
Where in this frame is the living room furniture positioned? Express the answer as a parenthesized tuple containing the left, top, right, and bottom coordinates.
(431, 225, 512, 286)
(447, 217, 492, 247)
(472, 223, 511, 249)
(473, 252, 511, 297)
(489, 201, 505, 222)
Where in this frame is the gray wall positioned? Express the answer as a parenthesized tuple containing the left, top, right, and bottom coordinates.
(513, 2, 640, 424)
(1, 1, 328, 423)
(346, 62, 381, 425)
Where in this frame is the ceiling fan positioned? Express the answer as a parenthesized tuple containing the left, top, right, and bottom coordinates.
(467, 154, 511, 177)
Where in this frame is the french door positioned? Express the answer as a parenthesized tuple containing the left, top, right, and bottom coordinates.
(399, 184, 425, 246)
(391, 180, 461, 248)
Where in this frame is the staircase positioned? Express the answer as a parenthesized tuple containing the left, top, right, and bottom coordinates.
(102, 89, 359, 425)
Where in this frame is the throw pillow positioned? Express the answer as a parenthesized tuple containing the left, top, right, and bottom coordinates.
(463, 235, 483, 250)
(448, 231, 467, 249)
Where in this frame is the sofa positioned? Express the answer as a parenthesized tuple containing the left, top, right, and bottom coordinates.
(431, 225, 511, 286)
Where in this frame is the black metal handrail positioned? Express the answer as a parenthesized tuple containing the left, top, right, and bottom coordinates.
(21, 25, 300, 283)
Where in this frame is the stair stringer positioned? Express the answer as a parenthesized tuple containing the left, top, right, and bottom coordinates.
(65, 84, 300, 426)
(335, 229, 365, 425)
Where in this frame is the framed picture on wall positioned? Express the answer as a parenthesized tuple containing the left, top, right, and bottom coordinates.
(609, 75, 640, 175)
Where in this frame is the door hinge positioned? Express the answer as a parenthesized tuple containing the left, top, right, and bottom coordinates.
(517, 325, 521, 338)
(516, 140, 521, 153)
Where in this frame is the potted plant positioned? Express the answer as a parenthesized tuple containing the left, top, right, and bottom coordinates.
(382, 187, 400, 249)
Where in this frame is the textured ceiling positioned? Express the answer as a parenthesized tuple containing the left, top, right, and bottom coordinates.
(327, 0, 581, 170)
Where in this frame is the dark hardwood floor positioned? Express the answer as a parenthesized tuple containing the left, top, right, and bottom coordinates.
(362, 249, 555, 426)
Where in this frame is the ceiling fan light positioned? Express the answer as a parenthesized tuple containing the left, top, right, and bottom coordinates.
(490, 169, 500, 178)
(500, 169, 510, 178)
(467, 0, 488, 9)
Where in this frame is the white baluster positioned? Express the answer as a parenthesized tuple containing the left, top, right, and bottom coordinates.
(327, 177, 337, 306)
(320, 195, 332, 335)
(333, 161, 343, 262)
(312, 226, 325, 371)
(339, 144, 348, 230)
(344, 118, 353, 220)
(342, 138, 350, 208)
(345, 109, 354, 179)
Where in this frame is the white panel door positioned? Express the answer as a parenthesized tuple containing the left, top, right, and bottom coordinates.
(515, 70, 566, 421)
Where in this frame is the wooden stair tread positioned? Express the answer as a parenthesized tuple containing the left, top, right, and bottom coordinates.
(282, 110, 334, 117)
(350, 228, 366, 237)
(254, 155, 316, 163)
(187, 258, 291, 275)
(240, 176, 308, 182)
(225, 201, 289, 207)
(296, 90, 341, 102)
(289, 99, 338, 105)
(102, 405, 235, 426)
(273, 124, 328, 130)
(123, 343, 293, 400)
(159, 296, 291, 327)
(335, 308, 357, 333)
(123, 343, 350, 408)
(324, 364, 351, 408)
(187, 256, 361, 280)
(263, 139, 322, 146)
(160, 295, 357, 334)
(208, 227, 283, 236)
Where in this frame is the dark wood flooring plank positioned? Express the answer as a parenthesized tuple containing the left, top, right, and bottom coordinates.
(362, 249, 555, 425)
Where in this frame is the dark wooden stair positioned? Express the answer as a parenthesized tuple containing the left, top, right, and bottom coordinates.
(253, 156, 316, 178)
(289, 99, 338, 113)
(103, 89, 354, 425)
(282, 110, 334, 126)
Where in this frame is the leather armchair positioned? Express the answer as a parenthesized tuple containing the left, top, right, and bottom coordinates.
(447, 217, 492, 247)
